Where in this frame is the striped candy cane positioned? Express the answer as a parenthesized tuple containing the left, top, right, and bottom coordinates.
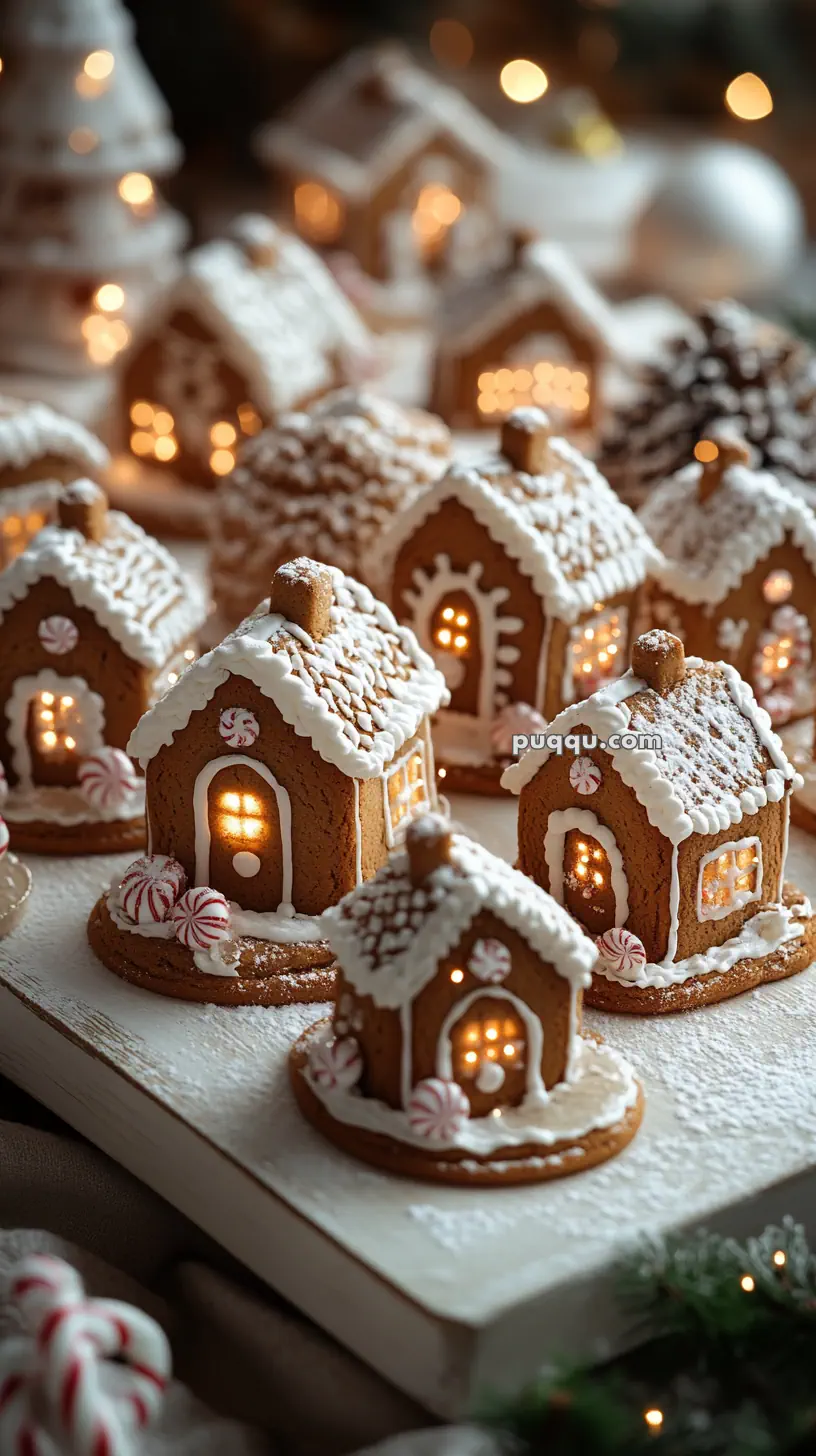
(0, 1255, 171, 1455)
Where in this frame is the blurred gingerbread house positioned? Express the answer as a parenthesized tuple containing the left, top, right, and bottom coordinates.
(431, 237, 619, 430)
(257, 45, 507, 285)
(0, 398, 109, 569)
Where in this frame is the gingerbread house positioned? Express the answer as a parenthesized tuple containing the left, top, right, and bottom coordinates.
(208, 388, 451, 632)
(291, 813, 642, 1186)
(430, 236, 619, 431)
(0, 398, 109, 569)
(0, 480, 206, 854)
(118, 216, 371, 495)
(372, 407, 659, 792)
(257, 45, 506, 285)
(90, 558, 449, 1006)
(502, 630, 815, 1015)
(639, 435, 816, 729)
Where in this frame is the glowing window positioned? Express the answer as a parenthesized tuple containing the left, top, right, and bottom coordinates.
(294, 181, 344, 244)
(454, 1012, 525, 1079)
(477, 360, 590, 420)
(698, 838, 762, 922)
(431, 597, 472, 657)
(412, 183, 462, 259)
(219, 790, 263, 842)
(33, 690, 83, 758)
(385, 745, 430, 842)
(762, 569, 793, 605)
(568, 605, 627, 702)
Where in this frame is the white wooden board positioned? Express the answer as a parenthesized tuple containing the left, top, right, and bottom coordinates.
(2, 802, 816, 1419)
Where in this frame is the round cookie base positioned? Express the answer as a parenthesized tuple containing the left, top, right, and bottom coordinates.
(437, 759, 508, 797)
(290, 1021, 644, 1187)
(88, 895, 336, 1006)
(8, 815, 146, 857)
(585, 887, 816, 1016)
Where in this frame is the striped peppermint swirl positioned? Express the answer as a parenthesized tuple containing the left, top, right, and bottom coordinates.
(120, 854, 187, 925)
(309, 1035, 363, 1091)
(38, 615, 79, 655)
(78, 748, 138, 814)
(407, 1078, 470, 1144)
(172, 887, 230, 950)
(0, 817, 8, 860)
(219, 707, 260, 749)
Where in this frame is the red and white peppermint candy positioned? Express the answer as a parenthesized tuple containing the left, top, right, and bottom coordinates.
(407, 1078, 470, 1143)
(172, 886, 230, 950)
(78, 747, 138, 814)
(467, 937, 511, 984)
(490, 701, 547, 758)
(219, 707, 260, 749)
(596, 927, 647, 979)
(0, 817, 8, 860)
(0, 1253, 169, 1456)
(38, 615, 79, 655)
(309, 1034, 363, 1091)
(0, 761, 7, 806)
(570, 756, 602, 795)
(120, 854, 187, 925)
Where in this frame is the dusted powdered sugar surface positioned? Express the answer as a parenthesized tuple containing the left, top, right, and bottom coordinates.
(639, 459, 816, 606)
(0, 396, 109, 476)
(130, 565, 448, 777)
(0, 512, 207, 669)
(374, 432, 661, 625)
(2, 799, 816, 1339)
(324, 831, 595, 1006)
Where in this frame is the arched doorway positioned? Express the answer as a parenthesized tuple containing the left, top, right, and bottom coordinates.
(437, 988, 544, 1116)
(429, 587, 482, 716)
(195, 754, 290, 914)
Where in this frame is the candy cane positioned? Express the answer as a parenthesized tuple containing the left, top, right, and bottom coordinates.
(0, 1255, 171, 1456)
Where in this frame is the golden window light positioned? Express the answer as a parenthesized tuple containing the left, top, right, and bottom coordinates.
(210, 421, 237, 448)
(237, 403, 262, 436)
(84, 50, 115, 80)
(118, 173, 155, 209)
(476, 360, 591, 419)
(456, 1012, 525, 1078)
(35, 690, 83, 758)
(294, 181, 344, 244)
(210, 448, 235, 476)
(94, 283, 125, 314)
(500, 58, 548, 104)
(450, 968, 464, 984)
(763, 569, 793, 605)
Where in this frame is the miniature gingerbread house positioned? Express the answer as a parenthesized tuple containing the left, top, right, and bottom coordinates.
(372, 407, 658, 792)
(90, 558, 449, 1006)
(118, 215, 371, 495)
(0, 480, 206, 854)
(639, 434, 816, 729)
(502, 630, 815, 1015)
(291, 813, 642, 1185)
(257, 45, 506, 285)
(208, 388, 451, 632)
(430, 236, 619, 431)
(0, 398, 110, 569)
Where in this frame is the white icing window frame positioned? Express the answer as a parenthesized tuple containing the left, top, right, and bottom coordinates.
(696, 836, 763, 923)
(435, 986, 547, 1105)
(544, 807, 629, 926)
(194, 754, 293, 909)
(5, 670, 106, 787)
(562, 604, 629, 708)
(382, 737, 431, 849)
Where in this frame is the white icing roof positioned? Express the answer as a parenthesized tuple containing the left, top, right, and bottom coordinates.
(0, 510, 206, 669)
(0, 397, 109, 479)
(438, 240, 620, 357)
(129, 566, 449, 779)
(639, 459, 816, 607)
(149, 217, 370, 419)
(502, 660, 800, 843)
(257, 45, 509, 201)
(324, 829, 596, 1008)
(374, 432, 660, 624)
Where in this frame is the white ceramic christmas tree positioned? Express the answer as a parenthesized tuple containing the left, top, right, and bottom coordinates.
(0, 0, 187, 376)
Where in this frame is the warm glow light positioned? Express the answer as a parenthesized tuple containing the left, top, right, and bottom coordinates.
(644, 1409, 663, 1430)
(223, 815, 242, 836)
(477, 359, 590, 418)
(184, 649, 196, 662)
(64, 736, 76, 750)
(763, 570, 793, 605)
(429, 18, 474, 69)
(154, 435, 178, 462)
(243, 818, 263, 839)
(210, 448, 235, 476)
(130, 399, 154, 426)
(42, 731, 57, 748)
(68, 127, 98, 154)
(438, 767, 447, 779)
(237, 402, 262, 436)
(61, 696, 74, 708)
(41, 693, 54, 706)
(167, 671, 178, 684)
(294, 181, 344, 244)
(740, 1274, 755, 1292)
(455, 613, 469, 627)
(773, 1250, 786, 1267)
(210, 420, 237, 448)
(453, 634, 468, 650)
(500, 58, 548, 104)
(41, 710, 54, 723)
(485, 1027, 498, 1041)
(503, 1043, 515, 1056)
(118, 172, 154, 207)
(152, 409, 174, 434)
(442, 607, 455, 621)
(130, 431, 154, 457)
(450, 968, 464, 983)
(94, 283, 125, 313)
(694, 438, 719, 464)
(464, 1051, 478, 1064)
(85, 49, 115, 79)
(726, 72, 773, 121)
(222, 793, 241, 811)
(437, 628, 452, 646)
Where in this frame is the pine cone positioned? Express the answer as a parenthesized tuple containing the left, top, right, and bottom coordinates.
(598, 301, 816, 509)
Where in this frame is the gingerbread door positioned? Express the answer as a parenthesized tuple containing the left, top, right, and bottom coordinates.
(428, 587, 482, 716)
(446, 992, 529, 1116)
(197, 758, 289, 913)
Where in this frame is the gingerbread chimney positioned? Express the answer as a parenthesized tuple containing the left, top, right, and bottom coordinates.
(694, 432, 751, 505)
(631, 630, 685, 695)
(57, 479, 108, 543)
(268, 558, 334, 641)
(405, 814, 452, 887)
(501, 407, 552, 475)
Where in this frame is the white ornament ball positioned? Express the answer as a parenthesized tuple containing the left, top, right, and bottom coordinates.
(467, 937, 512, 984)
(219, 707, 260, 749)
(634, 142, 805, 299)
(172, 887, 231, 950)
(0, 816, 8, 859)
(570, 756, 602, 795)
(407, 1078, 470, 1143)
(309, 1035, 363, 1092)
(38, 615, 79, 655)
(78, 748, 138, 814)
(596, 926, 647, 981)
(120, 854, 187, 925)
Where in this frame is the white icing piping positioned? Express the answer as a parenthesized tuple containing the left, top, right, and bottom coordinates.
(596, 901, 807, 991)
(695, 836, 763, 924)
(193, 753, 293, 907)
(544, 807, 629, 926)
(664, 843, 680, 966)
(353, 779, 362, 885)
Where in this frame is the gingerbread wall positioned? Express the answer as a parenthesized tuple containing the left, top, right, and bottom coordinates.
(335, 907, 576, 1113)
(0, 582, 148, 788)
